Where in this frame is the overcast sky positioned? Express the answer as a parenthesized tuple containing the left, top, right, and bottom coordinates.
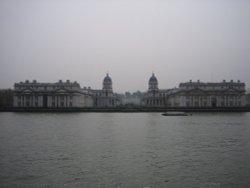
(0, 0, 250, 92)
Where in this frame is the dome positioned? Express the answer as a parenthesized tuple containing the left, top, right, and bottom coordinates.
(103, 73, 112, 90)
(149, 73, 158, 83)
(103, 73, 112, 83)
(148, 73, 158, 90)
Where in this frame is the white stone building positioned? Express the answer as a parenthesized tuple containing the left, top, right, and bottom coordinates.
(174, 80, 246, 107)
(142, 74, 246, 107)
(142, 73, 174, 107)
(13, 74, 246, 109)
(13, 80, 93, 108)
(88, 73, 120, 107)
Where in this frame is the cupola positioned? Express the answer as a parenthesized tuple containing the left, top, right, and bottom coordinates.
(103, 73, 112, 91)
(148, 73, 158, 91)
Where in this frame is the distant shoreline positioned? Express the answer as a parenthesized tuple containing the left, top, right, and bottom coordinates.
(1, 107, 250, 113)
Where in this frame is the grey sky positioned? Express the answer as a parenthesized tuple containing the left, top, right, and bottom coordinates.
(1, 0, 250, 92)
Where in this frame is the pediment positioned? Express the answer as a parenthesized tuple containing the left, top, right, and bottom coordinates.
(54, 88, 72, 94)
(21, 89, 33, 93)
(226, 88, 236, 92)
(224, 88, 241, 93)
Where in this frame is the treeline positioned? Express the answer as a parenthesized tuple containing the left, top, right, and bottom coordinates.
(0, 89, 13, 108)
(247, 94, 250, 106)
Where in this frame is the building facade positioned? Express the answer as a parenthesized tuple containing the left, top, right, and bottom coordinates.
(89, 73, 120, 107)
(142, 74, 246, 107)
(13, 74, 247, 108)
(13, 80, 93, 108)
(175, 80, 246, 107)
(142, 73, 174, 107)
(13, 74, 120, 108)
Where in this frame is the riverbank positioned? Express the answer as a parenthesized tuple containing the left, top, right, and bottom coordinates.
(1, 107, 250, 112)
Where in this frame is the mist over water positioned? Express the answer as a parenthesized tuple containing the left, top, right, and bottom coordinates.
(1, 112, 250, 187)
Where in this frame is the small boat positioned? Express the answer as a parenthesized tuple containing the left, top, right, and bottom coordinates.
(161, 112, 192, 116)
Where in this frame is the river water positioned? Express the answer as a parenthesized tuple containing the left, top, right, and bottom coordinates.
(0, 112, 250, 188)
